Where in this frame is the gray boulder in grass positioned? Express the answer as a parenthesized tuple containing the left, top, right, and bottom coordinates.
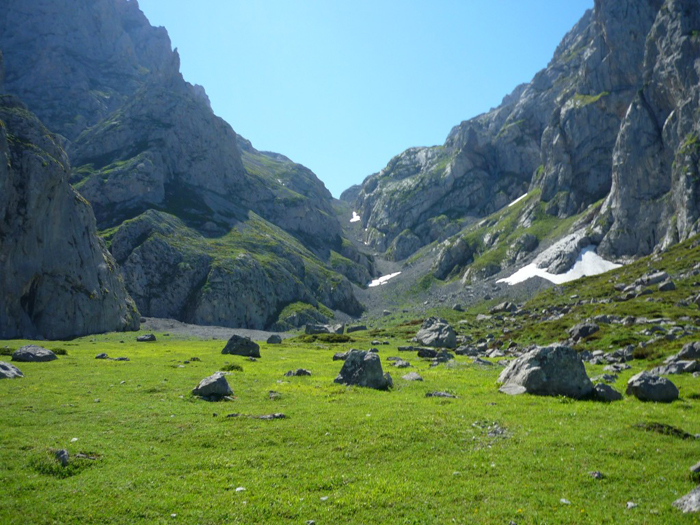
(11, 345, 57, 362)
(222, 335, 260, 358)
(334, 350, 392, 390)
(192, 372, 233, 401)
(415, 317, 457, 349)
(498, 344, 593, 399)
(625, 371, 678, 402)
(674, 486, 700, 513)
(0, 361, 23, 379)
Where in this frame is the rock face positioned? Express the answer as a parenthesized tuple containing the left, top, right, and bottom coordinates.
(415, 318, 457, 349)
(0, 362, 23, 379)
(0, 0, 369, 331)
(345, 0, 700, 276)
(626, 371, 679, 402)
(192, 372, 233, 401)
(11, 345, 57, 362)
(334, 350, 393, 390)
(221, 335, 261, 358)
(0, 96, 139, 339)
(498, 344, 594, 399)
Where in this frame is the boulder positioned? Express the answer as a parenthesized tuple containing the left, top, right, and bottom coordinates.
(11, 345, 57, 363)
(192, 372, 233, 401)
(658, 280, 676, 292)
(95, 353, 109, 359)
(392, 360, 411, 368)
(568, 322, 599, 340)
(402, 372, 423, 381)
(625, 371, 678, 402)
(673, 486, 700, 514)
(222, 335, 261, 358)
(672, 342, 700, 362)
(593, 383, 622, 402)
(284, 369, 311, 377)
(651, 361, 700, 376)
(334, 350, 392, 390)
(490, 302, 517, 314)
(415, 317, 457, 349)
(266, 335, 282, 344)
(136, 334, 156, 342)
(0, 361, 23, 379)
(346, 325, 367, 333)
(498, 344, 593, 399)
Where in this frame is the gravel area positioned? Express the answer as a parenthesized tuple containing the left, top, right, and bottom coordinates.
(141, 317, 293, 342)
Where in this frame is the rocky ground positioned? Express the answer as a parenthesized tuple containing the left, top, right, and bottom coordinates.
(140, 317, 293, 342)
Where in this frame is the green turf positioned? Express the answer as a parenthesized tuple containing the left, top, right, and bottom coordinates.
(1, 326, 699, 524)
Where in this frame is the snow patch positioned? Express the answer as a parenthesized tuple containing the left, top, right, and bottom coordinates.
(498, 246, 621, 286)
(350, 211, 361, 223)
(508, 193, 528, 207)
(368, 272, 402, 288)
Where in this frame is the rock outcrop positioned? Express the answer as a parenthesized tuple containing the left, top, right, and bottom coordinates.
(0, 96, 139, 339)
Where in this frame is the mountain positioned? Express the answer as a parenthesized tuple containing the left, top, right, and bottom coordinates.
(0, 0, 374, 331)
(344, 0, 699, 284)
(0, 93, 139, 339)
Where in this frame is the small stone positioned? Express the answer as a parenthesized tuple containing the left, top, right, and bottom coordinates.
(626, 502, 637, 509)
(136, 334, 156, 342)
(426, 391, 457, 398)
(55, 449, 69, 467)
(95, 353, 109, 359)
(560, 498, 571, 505)
(320, 496, 329, 501)
(402, 372, 423, 381)
(235, 487, 246, 492)
(70, 437, 78, 442)
(590, 471, 604, 480)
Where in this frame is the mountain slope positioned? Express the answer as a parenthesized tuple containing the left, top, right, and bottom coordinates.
(345, 0, 698, 277)
(0, 0, 373, 329)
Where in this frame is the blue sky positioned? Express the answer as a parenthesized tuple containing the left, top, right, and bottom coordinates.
(138, 0, 593, 198)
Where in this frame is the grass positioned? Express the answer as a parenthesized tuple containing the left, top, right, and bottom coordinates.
(1, 319, 699, 524)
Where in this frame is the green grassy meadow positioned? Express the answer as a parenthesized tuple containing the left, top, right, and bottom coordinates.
(1, 324, 700, 524)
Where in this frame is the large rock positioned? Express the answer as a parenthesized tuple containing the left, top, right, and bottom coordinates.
(192, 372, 233, 401)
(498, 344, 593, 399)
(651, 361, 700, 376)
(673, 486, 700, 514)
(334, 350, 393, 390)
(11, 345, 57, 363)
(625, 371, 679, 402)
(568, 322, 600, 341)
(672, 342, 700, 362)
(415, 317, 457, 349)
(0, 96, 139, 339)
(222, 335, 261, 358)
(0, 361, 23, 379)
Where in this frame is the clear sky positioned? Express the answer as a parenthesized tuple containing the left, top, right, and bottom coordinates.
(137, 0, 593, 198)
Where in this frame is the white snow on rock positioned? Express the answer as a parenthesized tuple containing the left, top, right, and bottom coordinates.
(498, 246, 621, 286)
(350, 211, 361, 223)
(368, 272, 402, 287)
(508, 193, 528, 208)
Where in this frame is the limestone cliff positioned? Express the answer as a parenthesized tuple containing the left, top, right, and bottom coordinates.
(0, 96, 139, 339)
(349, 0, 691, 266)
(0, 0, 369, 329)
